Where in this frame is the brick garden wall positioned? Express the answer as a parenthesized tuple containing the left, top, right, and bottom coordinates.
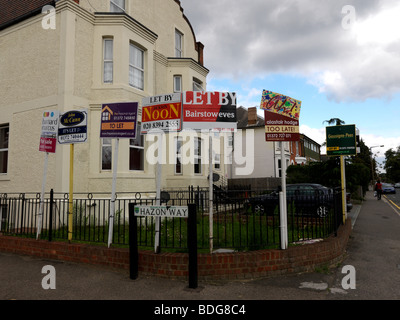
(0, 219, 351, 280)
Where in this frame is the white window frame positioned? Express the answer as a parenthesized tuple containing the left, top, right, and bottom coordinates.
(101, 138, 112, 171)
(214, 153, 221, 170)
(175, 29, 183, 57)
(103, 38, 113, 83)
(173, 75, 182, 93)
(0, 125, 8, 174)
(194, 137, 202, 175)
(193, 78, 204, 91)
(110, 0, 125, 12)
(129, 44, 144, 90)
(129, 124, 144, 171)
(175, 136, 183, 175)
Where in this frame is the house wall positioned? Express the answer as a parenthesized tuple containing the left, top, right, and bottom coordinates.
(0, 0, 211, 194)
(231, 127, 275, 179)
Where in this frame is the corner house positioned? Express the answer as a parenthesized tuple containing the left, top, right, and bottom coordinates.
(0, 0, 226, 194)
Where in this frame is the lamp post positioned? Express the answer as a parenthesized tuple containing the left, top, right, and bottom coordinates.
(370, 145, 384, 185)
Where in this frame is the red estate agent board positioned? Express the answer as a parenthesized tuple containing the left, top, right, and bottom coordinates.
(182, 91, 237, 131)
(39, 111, 59, 153)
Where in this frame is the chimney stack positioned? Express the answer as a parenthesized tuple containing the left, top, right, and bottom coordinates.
(248, 107, 257, 125)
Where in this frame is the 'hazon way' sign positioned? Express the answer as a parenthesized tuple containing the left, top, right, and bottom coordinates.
(134, 205, 188, 218)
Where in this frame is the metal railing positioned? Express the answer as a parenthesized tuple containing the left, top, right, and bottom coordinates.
(0, 188, 344, 251)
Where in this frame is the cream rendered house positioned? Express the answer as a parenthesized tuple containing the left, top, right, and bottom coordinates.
(0, 0, 221, 195)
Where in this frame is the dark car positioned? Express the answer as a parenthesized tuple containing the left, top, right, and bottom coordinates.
(246, 184, 334, 217)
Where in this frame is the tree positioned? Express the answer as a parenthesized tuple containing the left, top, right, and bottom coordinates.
(323, 118, 346, 126)
(384, 147, 400, 183)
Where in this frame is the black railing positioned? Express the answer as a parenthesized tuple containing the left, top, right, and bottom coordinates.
(0, 188, 344, 251)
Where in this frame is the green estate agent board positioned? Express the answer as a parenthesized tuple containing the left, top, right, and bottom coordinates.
(326, 124, 357, 156)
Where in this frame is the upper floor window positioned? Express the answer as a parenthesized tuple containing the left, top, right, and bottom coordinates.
(173, 75, 182, 93)
(129, 44, 144, 90)
(175, 29, 183, 57)
(193, 78, 204, 91)
(0, 125, 9, 174)
(103, 38, 113, 83)
(110, 0, 125, 12)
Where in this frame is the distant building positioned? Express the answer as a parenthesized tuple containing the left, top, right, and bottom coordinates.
(289, 134, 321, 165)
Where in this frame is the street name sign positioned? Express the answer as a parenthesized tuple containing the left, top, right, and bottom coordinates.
(134, 205, 188, 218)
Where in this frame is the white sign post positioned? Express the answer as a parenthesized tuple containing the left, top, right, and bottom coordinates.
(181, 91, 237, 254)
(280, 142, 288, 250)
(141, 94, 182, 253)
(100, 102, 139, 248)
(37, 111, 59, 239)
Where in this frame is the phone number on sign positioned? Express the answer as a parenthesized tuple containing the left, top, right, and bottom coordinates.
(142, 120, 181, 132)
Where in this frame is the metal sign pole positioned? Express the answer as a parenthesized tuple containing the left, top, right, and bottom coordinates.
(154, 133, 163, 253)
(188, 203, 198, 289)
(68, 144, 74, 242)
(108, 138, 119, 248)
(36, 152, 49, 239)
(340, 156, 347, 224)
(209, 133, 213, 254)
(280, 141, 288, 250)
(129, 203, 139, 280)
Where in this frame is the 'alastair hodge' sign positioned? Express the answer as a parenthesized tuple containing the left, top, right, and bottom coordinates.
(260, 90, 301, 142)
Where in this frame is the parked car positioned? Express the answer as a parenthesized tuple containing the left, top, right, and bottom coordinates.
(245, 183, 335, 217)
(382, 183, 396, 194)
(394, 182, 400, 188)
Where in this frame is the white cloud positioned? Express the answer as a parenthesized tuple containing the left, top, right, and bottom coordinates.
(181, 0, 400, 102)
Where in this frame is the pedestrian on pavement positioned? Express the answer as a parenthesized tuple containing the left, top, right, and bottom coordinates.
(375, 179, 382, 200)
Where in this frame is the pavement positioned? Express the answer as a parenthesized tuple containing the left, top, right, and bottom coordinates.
(1, 191, 399, 311)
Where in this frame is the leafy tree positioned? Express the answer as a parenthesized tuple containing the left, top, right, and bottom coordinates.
(384, 147, 400, 183)
(323, 118, 346, 126)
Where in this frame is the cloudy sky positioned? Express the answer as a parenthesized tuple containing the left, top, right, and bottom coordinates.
(180, 0, 400, 172)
